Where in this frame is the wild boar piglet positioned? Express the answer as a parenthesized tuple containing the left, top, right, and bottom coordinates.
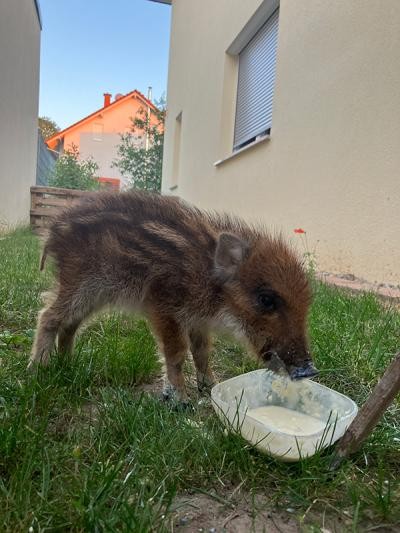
(29, 191, 317, 402)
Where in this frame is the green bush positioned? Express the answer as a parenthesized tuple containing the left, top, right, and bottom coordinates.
(113, 98, 165, 192)
(49, 144, 99, 191)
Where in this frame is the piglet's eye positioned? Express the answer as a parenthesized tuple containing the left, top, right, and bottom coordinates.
(257, 293, 277, 313)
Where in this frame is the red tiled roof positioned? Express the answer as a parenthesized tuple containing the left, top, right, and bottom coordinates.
(46, 90, 157, 147)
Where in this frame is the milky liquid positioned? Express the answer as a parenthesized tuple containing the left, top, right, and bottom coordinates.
(247, 405, 325, 436)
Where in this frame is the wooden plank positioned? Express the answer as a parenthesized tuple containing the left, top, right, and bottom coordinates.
(30, 192, 42, 227)
(30, 198, 36, 225)
(30, 185, 93, 197)
(35, 196, 74, 208)
(30, 207, 60, 217)
(30, 186, 98, 232)
(30, 216, 48, 227)
(31, 191, 39, 210)
(332, 351, 400, 468)
(30, 213, 48, 222)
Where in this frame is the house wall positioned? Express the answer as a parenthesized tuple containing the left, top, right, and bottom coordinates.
(63, 96, 148, 183)
(0, 0, 41, 228)
(162, 0, 400, 285)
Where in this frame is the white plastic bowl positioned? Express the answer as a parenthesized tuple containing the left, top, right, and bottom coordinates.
(211, 369, 358, 462)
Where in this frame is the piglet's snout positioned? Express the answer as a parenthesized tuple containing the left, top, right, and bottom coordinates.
(289, 360, 319, 380)
(261, 342, 318, 380)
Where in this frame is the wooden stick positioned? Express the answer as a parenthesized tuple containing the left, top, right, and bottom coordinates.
(332, 351, 400, 468)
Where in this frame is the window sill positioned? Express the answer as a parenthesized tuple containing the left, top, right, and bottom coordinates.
(214, 134, 270, 167)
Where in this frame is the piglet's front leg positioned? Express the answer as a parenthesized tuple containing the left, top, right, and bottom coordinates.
(189, 328, 217, 394)
(150, 314, 189, 405)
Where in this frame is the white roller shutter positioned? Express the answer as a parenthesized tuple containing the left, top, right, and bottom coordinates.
(233, 8, 279, 150)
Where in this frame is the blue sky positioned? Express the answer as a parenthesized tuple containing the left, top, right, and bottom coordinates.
(38, 0, 171, 129)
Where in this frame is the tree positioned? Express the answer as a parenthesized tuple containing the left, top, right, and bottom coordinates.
(39, 116, 60, 140)
(112, 96, 165, 192)
(48, 144, 99, 191)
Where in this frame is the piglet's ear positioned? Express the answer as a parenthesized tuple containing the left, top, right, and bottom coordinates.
(214, 233, 249, 281)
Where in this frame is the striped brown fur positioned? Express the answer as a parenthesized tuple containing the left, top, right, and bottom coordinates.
(29, 190, 315, 401)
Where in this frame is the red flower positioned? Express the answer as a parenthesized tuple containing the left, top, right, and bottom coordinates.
(294, 228, 306, 234)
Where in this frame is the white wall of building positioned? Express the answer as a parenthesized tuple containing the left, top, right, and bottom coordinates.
(162, 0, 400, 285)
(0, 0, 41, 228)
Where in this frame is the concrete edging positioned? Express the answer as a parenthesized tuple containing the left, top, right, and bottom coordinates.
(317, 272, 400, 301)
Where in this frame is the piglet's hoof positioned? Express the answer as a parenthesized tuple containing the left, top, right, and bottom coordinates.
(162, 395, 193, 412)
(26, 359, 41, 376)
(196, 372, 217, 396)
(27, 360, 37, 373)
(174, 400, 194, 412)
(197, 381, 215, 396)
(162, 384, 193, 411)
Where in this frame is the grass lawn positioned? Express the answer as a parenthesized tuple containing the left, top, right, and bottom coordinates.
(0, 228, 399, 532)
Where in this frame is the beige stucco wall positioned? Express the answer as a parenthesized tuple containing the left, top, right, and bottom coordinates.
(0, 0, 41, 228)
(162, 0, 400, 285)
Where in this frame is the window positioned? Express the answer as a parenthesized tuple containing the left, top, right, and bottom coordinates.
(233, 8, 279, 151)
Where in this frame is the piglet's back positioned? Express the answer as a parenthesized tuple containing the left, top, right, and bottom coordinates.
(42, 191, 222, 280)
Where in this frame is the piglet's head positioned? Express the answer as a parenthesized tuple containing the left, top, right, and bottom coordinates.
(214, 232, 318, 380)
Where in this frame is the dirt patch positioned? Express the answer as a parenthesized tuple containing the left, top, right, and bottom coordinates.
(168, 491, 400, 533)
(169, 492, 300, 533)
(136, 374, 165, 397)
(47, 400, 100, 438)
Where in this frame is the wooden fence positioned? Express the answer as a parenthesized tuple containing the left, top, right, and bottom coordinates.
(30, 186, 92, 233)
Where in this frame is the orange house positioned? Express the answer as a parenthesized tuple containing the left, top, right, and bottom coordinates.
(46, 90, 158, 189)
